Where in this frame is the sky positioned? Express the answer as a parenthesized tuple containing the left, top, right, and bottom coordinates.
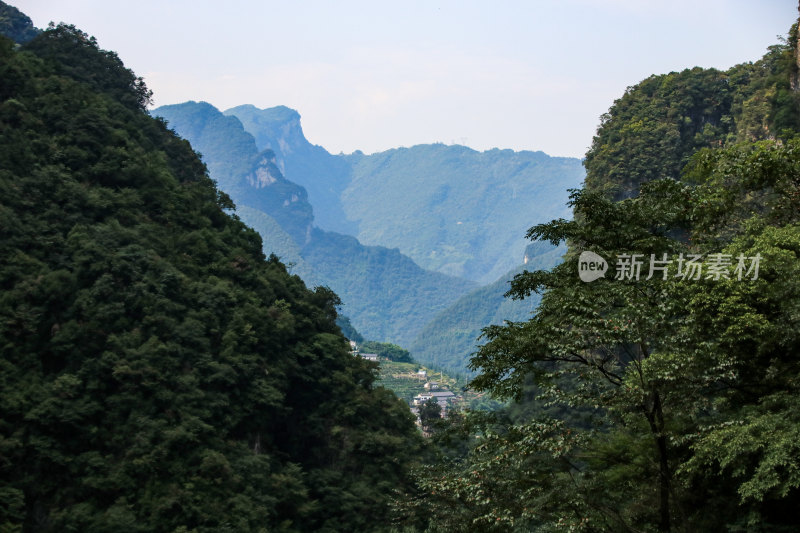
(17, 0, 799, 158)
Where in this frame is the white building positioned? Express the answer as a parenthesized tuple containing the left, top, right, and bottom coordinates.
(413, 393, 433, 406)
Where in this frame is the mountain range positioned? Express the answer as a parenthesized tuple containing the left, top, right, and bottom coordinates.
(153, 102, 477, 350)
(5, 2, 800, 529)
(152, 102, 584, 373)
(222, 104, 584, 284)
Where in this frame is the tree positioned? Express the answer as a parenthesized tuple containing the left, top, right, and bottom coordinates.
(360, 340, 414, 363)
(410, 22, 800, 531)
(418, 398, 442, 435)
(469, 180, 693, 531)
(452, 139, 800, 531)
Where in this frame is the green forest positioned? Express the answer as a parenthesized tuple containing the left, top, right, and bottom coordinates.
(2, 2, 800, 532)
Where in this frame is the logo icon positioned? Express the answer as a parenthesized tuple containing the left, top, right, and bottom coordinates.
(578, 251, 607, 282)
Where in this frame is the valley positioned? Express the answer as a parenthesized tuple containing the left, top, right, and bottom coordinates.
(3, 1, 799, 530)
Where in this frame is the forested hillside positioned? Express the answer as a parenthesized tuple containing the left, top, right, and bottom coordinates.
(342, 145, 582, 283)
(0, 22, 422, 532)
(402, 18, 800, 532)
(409, 242, 565, 375)
(584, 33, 800, 198)
(5, 1, 798, 531)
(300, 227, 476, 343)
(0, 0, 38, 44)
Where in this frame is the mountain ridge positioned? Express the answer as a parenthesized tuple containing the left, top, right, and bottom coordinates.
(341, 142, 582, 282)
(158, 101, 583, 372)
(224, 104, 585, 284)
(224, 103, 357, 235)
(154, 101, 477, 348)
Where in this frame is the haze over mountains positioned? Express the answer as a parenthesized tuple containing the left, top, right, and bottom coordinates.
(153, 102, 476, 351)
(223, 104, 584, 284)
(153, 101, 584, 373)
(340, 145, 581, 283)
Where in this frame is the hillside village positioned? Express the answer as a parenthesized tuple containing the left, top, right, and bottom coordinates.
(349, 340, 466, 429)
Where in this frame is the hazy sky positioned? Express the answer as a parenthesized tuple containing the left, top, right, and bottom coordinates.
(18, 1, 798, 158)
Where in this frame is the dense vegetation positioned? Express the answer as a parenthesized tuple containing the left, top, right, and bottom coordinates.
(401, 21, 800, 532)
(5, 2, 799, 531)
(233, 204, 312, 280)
(0, 24, 423, 532)
(342, 145, 583, 283)
(154, 101, 477, 348)
(359, 341, 414, 363)
(585, 30, 800, 199)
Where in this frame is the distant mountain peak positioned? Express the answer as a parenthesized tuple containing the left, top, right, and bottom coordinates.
(152, 101, 315, 246)
(224, 104, 304, 154)
(262, 104, 301, 123)
(225, 104, 359, 235)
(228, 104, 300, 122)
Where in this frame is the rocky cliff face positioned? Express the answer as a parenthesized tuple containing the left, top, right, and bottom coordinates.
(225, 104, 358, 235)
(155, 101, 315, 245)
